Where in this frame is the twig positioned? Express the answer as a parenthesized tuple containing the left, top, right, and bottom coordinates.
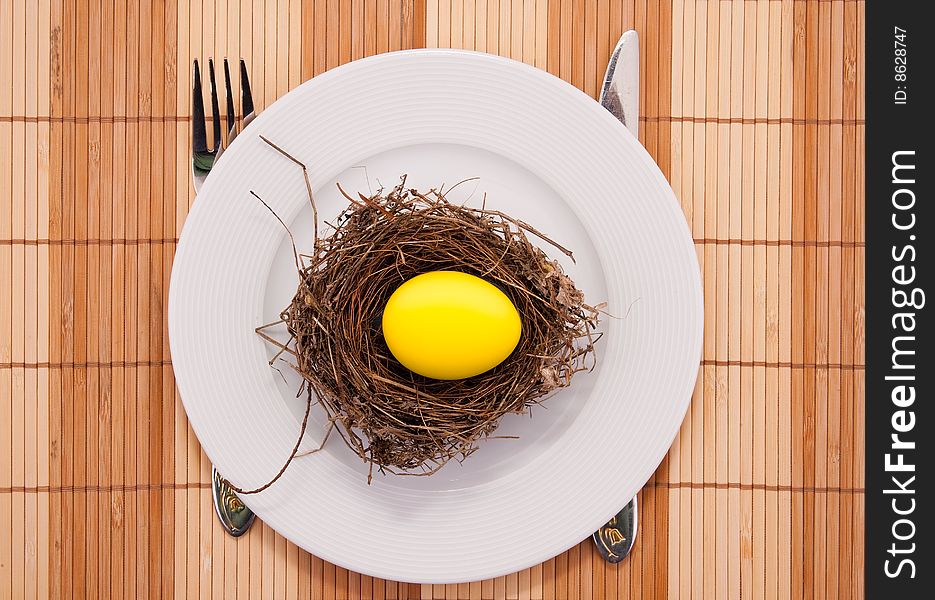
(222, 388, 316, 495)
(260, 134, 319, 242)
(251, 190, 301, 273)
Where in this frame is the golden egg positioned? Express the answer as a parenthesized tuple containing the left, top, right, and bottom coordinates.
(381, 271, 522, 380)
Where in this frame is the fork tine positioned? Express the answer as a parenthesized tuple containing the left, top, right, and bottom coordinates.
(223, 58, 236, 136)
(208, 59, 222, 150)
(192, 59, 208, 153)
(240, 59, 255, 119)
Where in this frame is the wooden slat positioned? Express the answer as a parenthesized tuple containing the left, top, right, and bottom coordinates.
(10, 11, 21, 596)
(36, 1, 52, 596)
(0, 5, 12, 598)
(691, 2, 707, 597)
(666, 0, 684, 595)
(25, 2, 41, 597)
(768, 99, 783, 600)
(0, 1, 868, 598)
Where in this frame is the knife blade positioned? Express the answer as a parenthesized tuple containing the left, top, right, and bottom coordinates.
(599, 30, 639, 139)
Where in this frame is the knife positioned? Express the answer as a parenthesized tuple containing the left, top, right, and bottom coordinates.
(592, 29, 640, 565)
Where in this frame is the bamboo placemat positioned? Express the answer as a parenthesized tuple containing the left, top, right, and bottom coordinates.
(1, 0, 865, 598)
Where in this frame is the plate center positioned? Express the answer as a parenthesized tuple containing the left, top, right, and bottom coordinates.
(261, 142, 609, 490)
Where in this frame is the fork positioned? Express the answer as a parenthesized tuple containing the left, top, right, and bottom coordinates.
(192, 58, 256, 193)
(192, 57, 258, 537)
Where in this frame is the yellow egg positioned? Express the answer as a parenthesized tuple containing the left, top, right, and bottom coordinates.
(381, 271, 522, 380)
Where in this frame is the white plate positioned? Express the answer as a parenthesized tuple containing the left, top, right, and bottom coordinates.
(169, 50, 702, 584)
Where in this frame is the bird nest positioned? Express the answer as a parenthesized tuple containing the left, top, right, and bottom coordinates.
(230, 137, 601, 492)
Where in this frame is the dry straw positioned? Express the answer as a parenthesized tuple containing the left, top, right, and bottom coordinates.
(228, 137, 600, 492)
